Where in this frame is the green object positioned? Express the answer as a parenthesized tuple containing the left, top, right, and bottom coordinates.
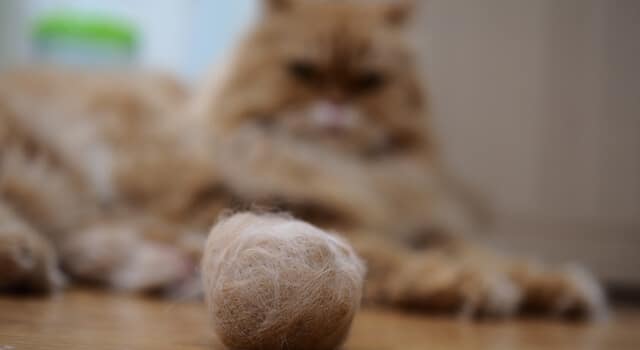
(33, 11, 138, 53)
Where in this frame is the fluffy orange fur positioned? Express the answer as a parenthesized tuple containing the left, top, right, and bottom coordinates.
(0, 0, 606, 319)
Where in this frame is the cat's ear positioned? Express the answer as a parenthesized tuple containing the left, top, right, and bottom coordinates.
(382, 0, 415, 27)
(263, 0, 295, 13)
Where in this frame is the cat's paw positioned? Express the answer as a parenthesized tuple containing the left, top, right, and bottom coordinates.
(516, 263, 607, 320)
(110, 242, 194, 293)
(0, 225, 65, 293)
(61, 225, 194, 293)
(556, 265, 607, 319)
(385, 255, 522, 318)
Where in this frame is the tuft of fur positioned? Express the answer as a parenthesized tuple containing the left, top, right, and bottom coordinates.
(202, 213, 365, 350)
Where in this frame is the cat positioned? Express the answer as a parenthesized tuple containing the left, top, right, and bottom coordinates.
(0, 0, 606, 319)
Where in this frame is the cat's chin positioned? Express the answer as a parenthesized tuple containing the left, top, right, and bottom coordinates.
(244, 118, 393, 161)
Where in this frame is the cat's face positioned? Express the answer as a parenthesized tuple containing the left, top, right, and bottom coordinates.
(215, 0, 428, 156)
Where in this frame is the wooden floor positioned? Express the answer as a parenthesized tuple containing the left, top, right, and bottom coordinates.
(0, 290, 638, 350)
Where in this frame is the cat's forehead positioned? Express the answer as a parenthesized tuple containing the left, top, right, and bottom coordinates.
(268, 4, 403, 66)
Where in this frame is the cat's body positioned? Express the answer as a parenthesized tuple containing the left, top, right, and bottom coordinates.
(0, 0, 605, 318)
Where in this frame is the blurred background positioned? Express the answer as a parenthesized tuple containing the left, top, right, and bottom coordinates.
(0, 0, 638, 289)
(0, 0, 256, 78)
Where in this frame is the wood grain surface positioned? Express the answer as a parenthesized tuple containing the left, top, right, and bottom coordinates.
(0, 290, 638, 350)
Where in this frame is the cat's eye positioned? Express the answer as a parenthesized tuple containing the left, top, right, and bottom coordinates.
(287, 60, 319, 84)
(354, 71, 386, 94)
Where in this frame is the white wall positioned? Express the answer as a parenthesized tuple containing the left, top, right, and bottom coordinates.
(424, 0, 551, 215)
(421, 0, 640, 284)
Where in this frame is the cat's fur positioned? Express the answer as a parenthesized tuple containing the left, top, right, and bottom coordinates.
(0, 0, 605, 318)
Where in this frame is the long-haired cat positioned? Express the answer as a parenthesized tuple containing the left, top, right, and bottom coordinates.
(0, 0, 605, 319)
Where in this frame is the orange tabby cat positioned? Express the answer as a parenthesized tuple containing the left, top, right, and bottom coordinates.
(0, 0, 605, 319)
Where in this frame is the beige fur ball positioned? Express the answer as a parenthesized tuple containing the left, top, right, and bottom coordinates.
(201, 213, 366, 350)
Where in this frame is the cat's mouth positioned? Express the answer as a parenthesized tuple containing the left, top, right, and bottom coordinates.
(256, 100, 363, 135)
(250, 101, 415, 158)
(307, 100, 361, 133)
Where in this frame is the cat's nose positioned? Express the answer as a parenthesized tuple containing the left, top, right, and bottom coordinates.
(310, 101, 355, 131)
(326, 88, 348, 104)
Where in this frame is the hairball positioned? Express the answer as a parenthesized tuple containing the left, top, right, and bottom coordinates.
(201, 212, 366, 350)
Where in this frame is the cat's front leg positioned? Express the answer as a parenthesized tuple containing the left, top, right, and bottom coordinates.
(353, 233, 606, 319)
(0, 202, 65, 293)
(349, 231, 518, 317)
(381, 249, 523, 318)
(388, 248, 607, 320)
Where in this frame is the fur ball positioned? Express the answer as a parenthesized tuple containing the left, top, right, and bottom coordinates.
(201, 213, 366, 350)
